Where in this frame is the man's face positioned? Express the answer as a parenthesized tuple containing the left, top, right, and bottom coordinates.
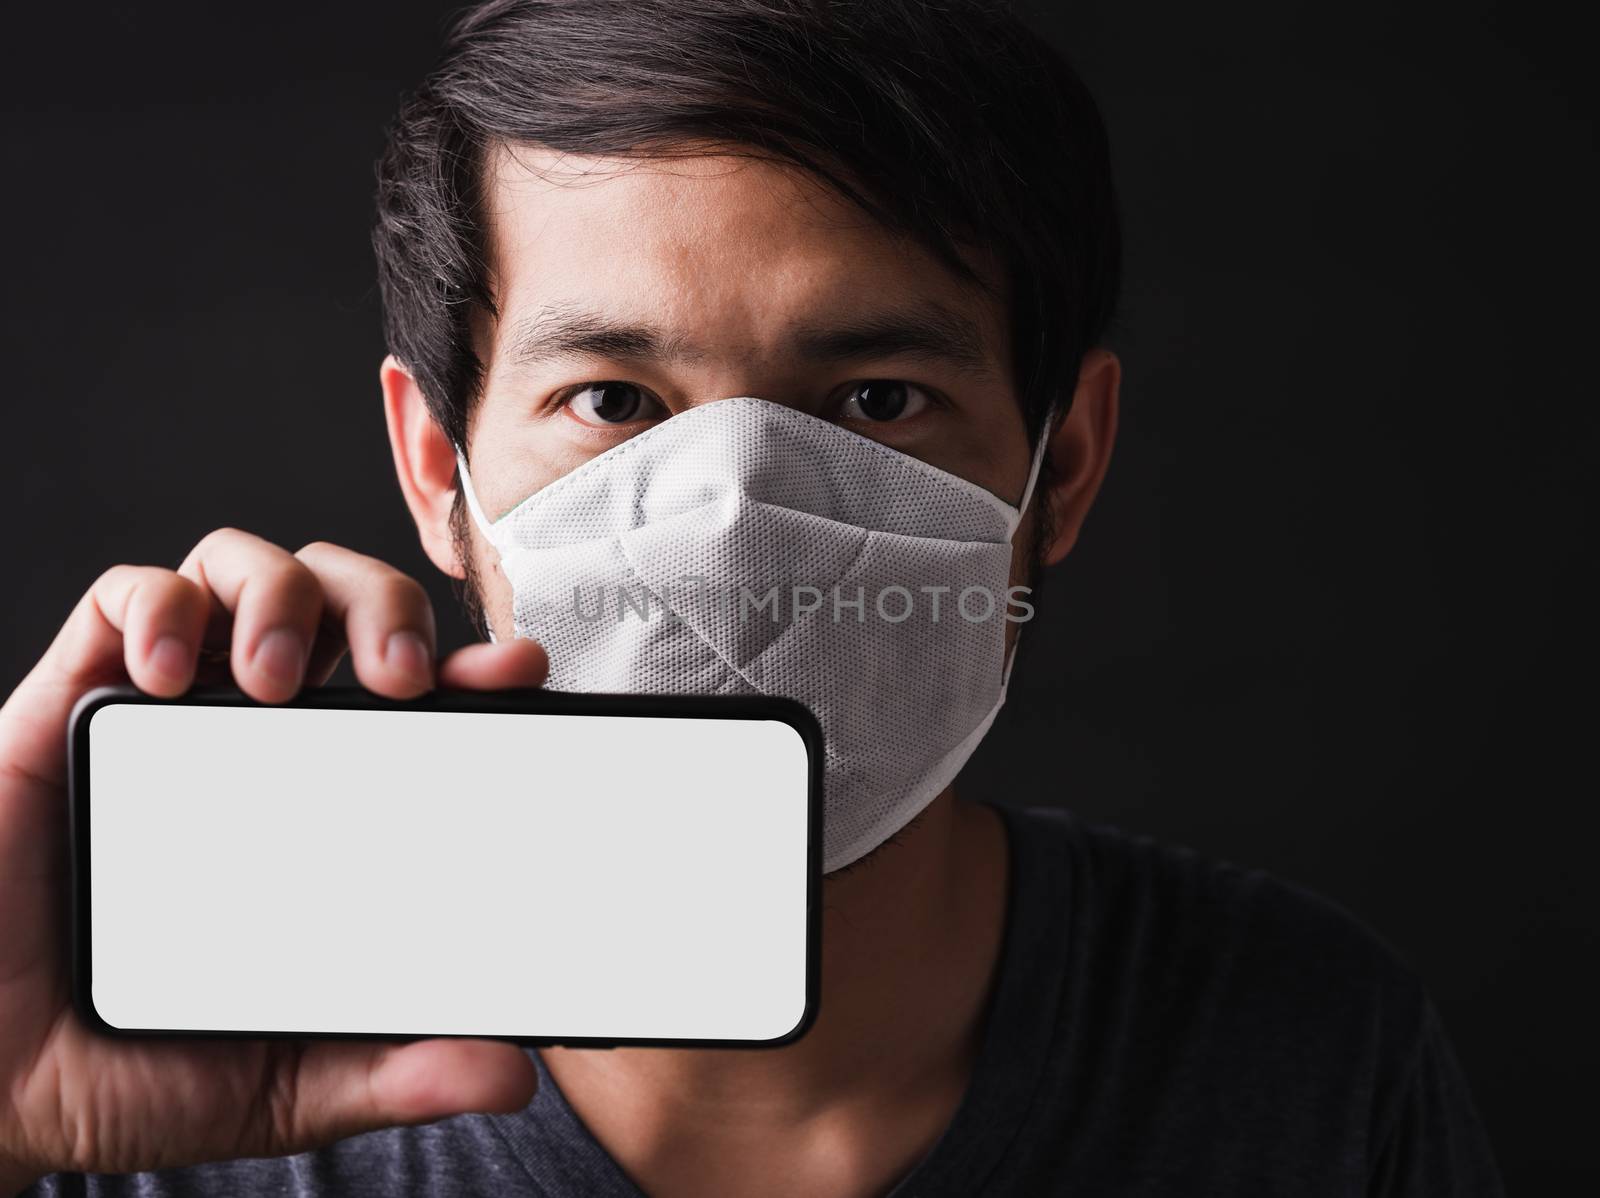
(457, 141, 1037, 638)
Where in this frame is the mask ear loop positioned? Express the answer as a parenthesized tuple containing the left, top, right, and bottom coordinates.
(454, 449, 505, 644)
(454, 450, 502, 548)
(999, 406, 1057, 691)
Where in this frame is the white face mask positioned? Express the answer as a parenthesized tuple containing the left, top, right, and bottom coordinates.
(457, 396, 1051, 873)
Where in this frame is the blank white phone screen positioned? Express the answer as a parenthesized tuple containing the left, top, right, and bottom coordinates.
(87, 703, 811, 1041)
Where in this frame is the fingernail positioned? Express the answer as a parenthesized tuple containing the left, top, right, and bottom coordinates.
(253, 628, 305, 688)
(149, 634, 191, 683)
(385, 630, 433, 684)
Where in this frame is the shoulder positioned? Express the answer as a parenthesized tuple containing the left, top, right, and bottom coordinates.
(1006, 804, 1432, 1075)
(988, 811, 1502, 1189)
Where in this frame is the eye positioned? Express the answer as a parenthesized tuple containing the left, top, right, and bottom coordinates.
(562, 381, 667, 426)
(837, 380, 934, 423)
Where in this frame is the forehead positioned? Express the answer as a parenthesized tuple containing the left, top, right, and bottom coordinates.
(477, 141, 1008, 362)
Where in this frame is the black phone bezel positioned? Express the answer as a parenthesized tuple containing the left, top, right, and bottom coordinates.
(67, 683, 822, 1050)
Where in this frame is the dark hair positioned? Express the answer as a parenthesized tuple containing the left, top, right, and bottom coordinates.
(372, 0, 1121, 456)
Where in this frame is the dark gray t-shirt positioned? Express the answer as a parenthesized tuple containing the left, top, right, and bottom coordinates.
(24, 804, 1505, 1196)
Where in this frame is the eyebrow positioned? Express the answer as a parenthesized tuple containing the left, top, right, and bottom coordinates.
(504, 301, 997, 377)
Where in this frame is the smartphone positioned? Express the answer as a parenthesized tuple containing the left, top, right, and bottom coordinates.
(67, 685, 821, 1048)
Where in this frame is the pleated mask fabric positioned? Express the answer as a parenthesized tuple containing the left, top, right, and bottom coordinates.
(457, 396, 1050, 873)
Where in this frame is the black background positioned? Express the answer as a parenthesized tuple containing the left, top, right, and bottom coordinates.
(2, 1, 1592, 1190)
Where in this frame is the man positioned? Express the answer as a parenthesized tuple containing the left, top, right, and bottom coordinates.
(1, 1, 1502, 1194)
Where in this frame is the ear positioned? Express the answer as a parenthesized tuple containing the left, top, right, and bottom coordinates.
(1040, 347, 1121, 567)
(381, 354, 465, 580)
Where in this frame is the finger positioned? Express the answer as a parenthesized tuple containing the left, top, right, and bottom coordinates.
(437, 640, 549, 692)
(293, 543, 437, 699)
(176, 529, 323, 704)
(119, 570, 212, 699)
(268, 1038, 537, 1153)
(0, 566, 209, 791)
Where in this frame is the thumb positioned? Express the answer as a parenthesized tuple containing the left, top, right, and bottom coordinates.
(272, 1038, 538, 1151)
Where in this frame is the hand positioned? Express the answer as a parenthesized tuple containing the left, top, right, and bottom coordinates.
(0, 529, 548, 1192)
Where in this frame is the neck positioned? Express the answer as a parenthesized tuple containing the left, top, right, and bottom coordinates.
(538, 789, 1011, 1188)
